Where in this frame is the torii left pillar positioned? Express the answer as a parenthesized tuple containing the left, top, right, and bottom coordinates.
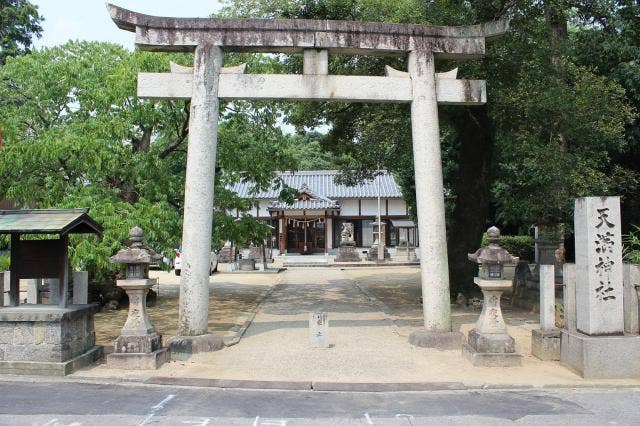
(166, 45, 226, 358)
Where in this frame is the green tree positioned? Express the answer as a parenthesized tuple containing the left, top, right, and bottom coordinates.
(0, 41, 300, 281)
(219, 0, 636, 295)
(0, 0, 42, 65)
(286, 131, 337, 170)
(571, 0, 640, 234)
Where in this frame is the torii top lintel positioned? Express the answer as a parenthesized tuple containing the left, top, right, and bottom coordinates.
(107, 4, 508, 58)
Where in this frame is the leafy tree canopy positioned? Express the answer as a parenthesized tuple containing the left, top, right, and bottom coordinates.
(0, 42, 308, 280)
(0, 0, 42, 65)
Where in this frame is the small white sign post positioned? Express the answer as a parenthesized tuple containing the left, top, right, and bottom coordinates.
(309, 312, 330, 348)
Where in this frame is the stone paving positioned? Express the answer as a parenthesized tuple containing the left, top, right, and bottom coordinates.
(78, 267, 640, 388)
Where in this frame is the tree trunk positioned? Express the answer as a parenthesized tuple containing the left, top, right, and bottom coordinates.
(446, 106, 494, 297)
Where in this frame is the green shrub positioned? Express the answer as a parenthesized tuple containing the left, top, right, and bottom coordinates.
(0, 256, 9, 272)
(481, 234, 535, 262)
(624, 225, 640, 264)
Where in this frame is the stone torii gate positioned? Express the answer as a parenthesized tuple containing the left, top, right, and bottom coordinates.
(108, 4, 507, 356)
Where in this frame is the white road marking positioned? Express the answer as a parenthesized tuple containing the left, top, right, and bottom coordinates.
(364, 412, 374, 424)
(182, 419, 211, 425)
(152, 394, 176, 410)
(395, 414, 414, 425)
(252, 417, 287, 426)
(139, 394, 177, 426)
(42, 421, 59, 426)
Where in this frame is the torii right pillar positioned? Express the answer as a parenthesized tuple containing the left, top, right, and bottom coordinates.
(408, 50, 462, 349)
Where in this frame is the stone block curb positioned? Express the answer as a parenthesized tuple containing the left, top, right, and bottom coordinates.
(311, 382, 467, 392)
(3, 374, 640, 393)
(145, 376, 312, 390)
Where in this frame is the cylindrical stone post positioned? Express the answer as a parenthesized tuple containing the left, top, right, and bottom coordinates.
(408, 50, 451, 333)
(179, 44, 223, 336)
(623, 263, 640, 335)
(72, 271, 89, 305)
(26, 279, 39, 304)
(563, 263, 577, 331)
(539, 264, 556, 331)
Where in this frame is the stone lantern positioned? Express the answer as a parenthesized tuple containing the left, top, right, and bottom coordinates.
(464, 226, 522, 366)
(106, 226, 169, 369)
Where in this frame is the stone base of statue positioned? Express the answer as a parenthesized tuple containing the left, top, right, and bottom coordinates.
(238, 258, 256, 271)
(335, 244, 361, 262)
(408, 330, 463, 350)
(107, 332, 170, 370)
(463, 329, 522, 367)
(217, 242, 235, 263)
(366, 244, 390, 261)
(395, 244, 417, 261)
(531, 328, 561, 361)
(560, 330, 640, 378)
(463, 278, 522, 367)
(167, 333, 225, 360)
(107, 279, 169, 370)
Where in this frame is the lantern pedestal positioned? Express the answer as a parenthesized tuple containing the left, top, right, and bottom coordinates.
(107, 279, 169, 370)
(463, 278, 522, 367)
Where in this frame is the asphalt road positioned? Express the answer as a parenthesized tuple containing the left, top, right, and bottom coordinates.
(0, 379, 639, 425)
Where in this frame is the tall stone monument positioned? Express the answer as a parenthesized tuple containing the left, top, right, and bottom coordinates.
(561, 197, 640, 378)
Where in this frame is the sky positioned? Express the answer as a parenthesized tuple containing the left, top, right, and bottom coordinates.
(32, 1, 224, 49)
(29, 1, 320, 135)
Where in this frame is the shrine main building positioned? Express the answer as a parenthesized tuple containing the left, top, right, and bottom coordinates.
(229, 170, 417, 254)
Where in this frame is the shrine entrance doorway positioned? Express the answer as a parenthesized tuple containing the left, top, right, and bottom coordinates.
(286, 217, 326, 254)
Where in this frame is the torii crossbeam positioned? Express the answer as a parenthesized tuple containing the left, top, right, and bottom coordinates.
(107, 3, 507, 357)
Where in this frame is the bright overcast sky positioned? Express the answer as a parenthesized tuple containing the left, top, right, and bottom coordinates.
(32, 1, 224, 49)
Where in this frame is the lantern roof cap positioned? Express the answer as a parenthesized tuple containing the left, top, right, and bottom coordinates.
(110, 226, 162, 265)
(468, 226, 518, 265)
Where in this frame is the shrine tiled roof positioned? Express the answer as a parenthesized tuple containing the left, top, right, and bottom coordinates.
(0, 209, 103, 236)
(229, 170, 403, 200)
(268, 198, 340, 211)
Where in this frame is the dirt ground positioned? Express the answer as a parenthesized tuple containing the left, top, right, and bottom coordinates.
(94, 270, 276, 350)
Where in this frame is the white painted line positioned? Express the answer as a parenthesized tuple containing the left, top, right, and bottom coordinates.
(395, 414, 414, 425)
(364, 412, 374, 424)
(152, 394, 176, 410)
(42, 420, 59, 426)
(182, 419, 211, 425)
(139, 394, 177, 426)
(252, 417, 287, 426)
